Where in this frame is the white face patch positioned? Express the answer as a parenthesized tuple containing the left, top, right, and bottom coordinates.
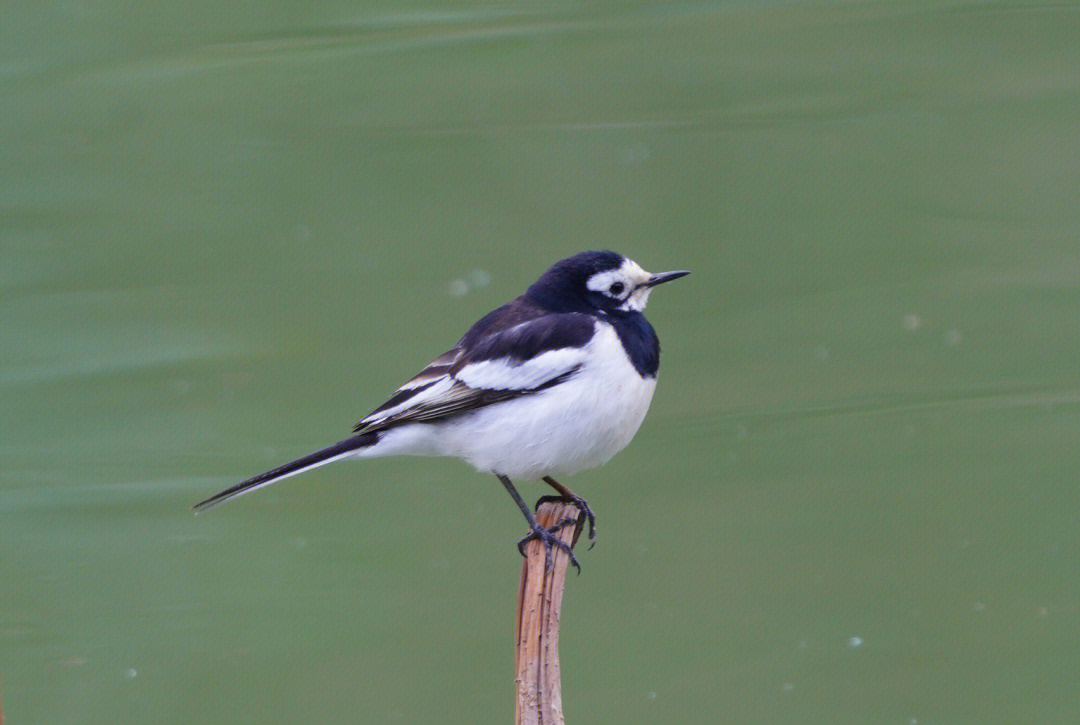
(585, 258, 654, 311)
(619, 285, 653, 312)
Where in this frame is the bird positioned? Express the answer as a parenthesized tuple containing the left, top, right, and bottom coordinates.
(193, 251, 688, 570)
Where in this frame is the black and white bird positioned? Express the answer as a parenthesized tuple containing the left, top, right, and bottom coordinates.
(194, 251, 688, 569)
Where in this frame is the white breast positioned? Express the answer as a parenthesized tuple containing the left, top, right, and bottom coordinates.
(430, 322, 658, 479)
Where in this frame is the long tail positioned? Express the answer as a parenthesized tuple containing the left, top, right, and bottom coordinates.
(192, 433, 378, 513)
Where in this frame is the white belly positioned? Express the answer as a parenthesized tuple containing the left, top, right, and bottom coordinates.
(433, 323, 657, 479)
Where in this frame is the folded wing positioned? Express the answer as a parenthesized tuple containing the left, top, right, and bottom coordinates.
(354, 313, 596, 434)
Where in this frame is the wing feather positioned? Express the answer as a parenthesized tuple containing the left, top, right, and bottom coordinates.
(353, 349, 460, 432)
(353, 313, 595, 434)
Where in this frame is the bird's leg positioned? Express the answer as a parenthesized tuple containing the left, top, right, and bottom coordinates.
(498, 474, 580, 573)
(541, 476, 597, 547)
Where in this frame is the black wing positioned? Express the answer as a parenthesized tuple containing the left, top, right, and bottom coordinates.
(352, 312, 596, 434)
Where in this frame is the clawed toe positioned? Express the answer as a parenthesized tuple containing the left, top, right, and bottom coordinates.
(538, 493, 597, 548)
(517, 522, 581, 574)
(499, 474, 585, 573)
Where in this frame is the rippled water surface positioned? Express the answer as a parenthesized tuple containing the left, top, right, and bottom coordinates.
(5, 2, 1080, 723)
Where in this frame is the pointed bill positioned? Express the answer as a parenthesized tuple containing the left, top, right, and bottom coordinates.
(643, 270, 690, 287)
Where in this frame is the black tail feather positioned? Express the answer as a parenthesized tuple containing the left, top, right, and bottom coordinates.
(192, 433, 378, 513)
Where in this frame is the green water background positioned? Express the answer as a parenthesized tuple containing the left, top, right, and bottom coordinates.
(4, 2, 1080, 723)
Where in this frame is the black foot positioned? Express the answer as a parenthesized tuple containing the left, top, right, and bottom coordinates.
(517, 518, 581, 574)
(538, 493, 597, 549)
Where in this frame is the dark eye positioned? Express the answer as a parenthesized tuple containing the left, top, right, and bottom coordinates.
(609, 282, 625, 296)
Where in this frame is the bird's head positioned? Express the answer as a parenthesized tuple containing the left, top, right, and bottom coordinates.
(526, 251, 689, 314)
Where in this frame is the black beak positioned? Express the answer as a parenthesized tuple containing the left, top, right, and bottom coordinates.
(644, 270, 690, 288)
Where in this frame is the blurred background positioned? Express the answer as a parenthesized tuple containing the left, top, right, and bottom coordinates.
(4, 1, 1080, 723)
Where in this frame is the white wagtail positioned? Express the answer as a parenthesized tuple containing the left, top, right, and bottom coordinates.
(194, 251, 688, 569)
